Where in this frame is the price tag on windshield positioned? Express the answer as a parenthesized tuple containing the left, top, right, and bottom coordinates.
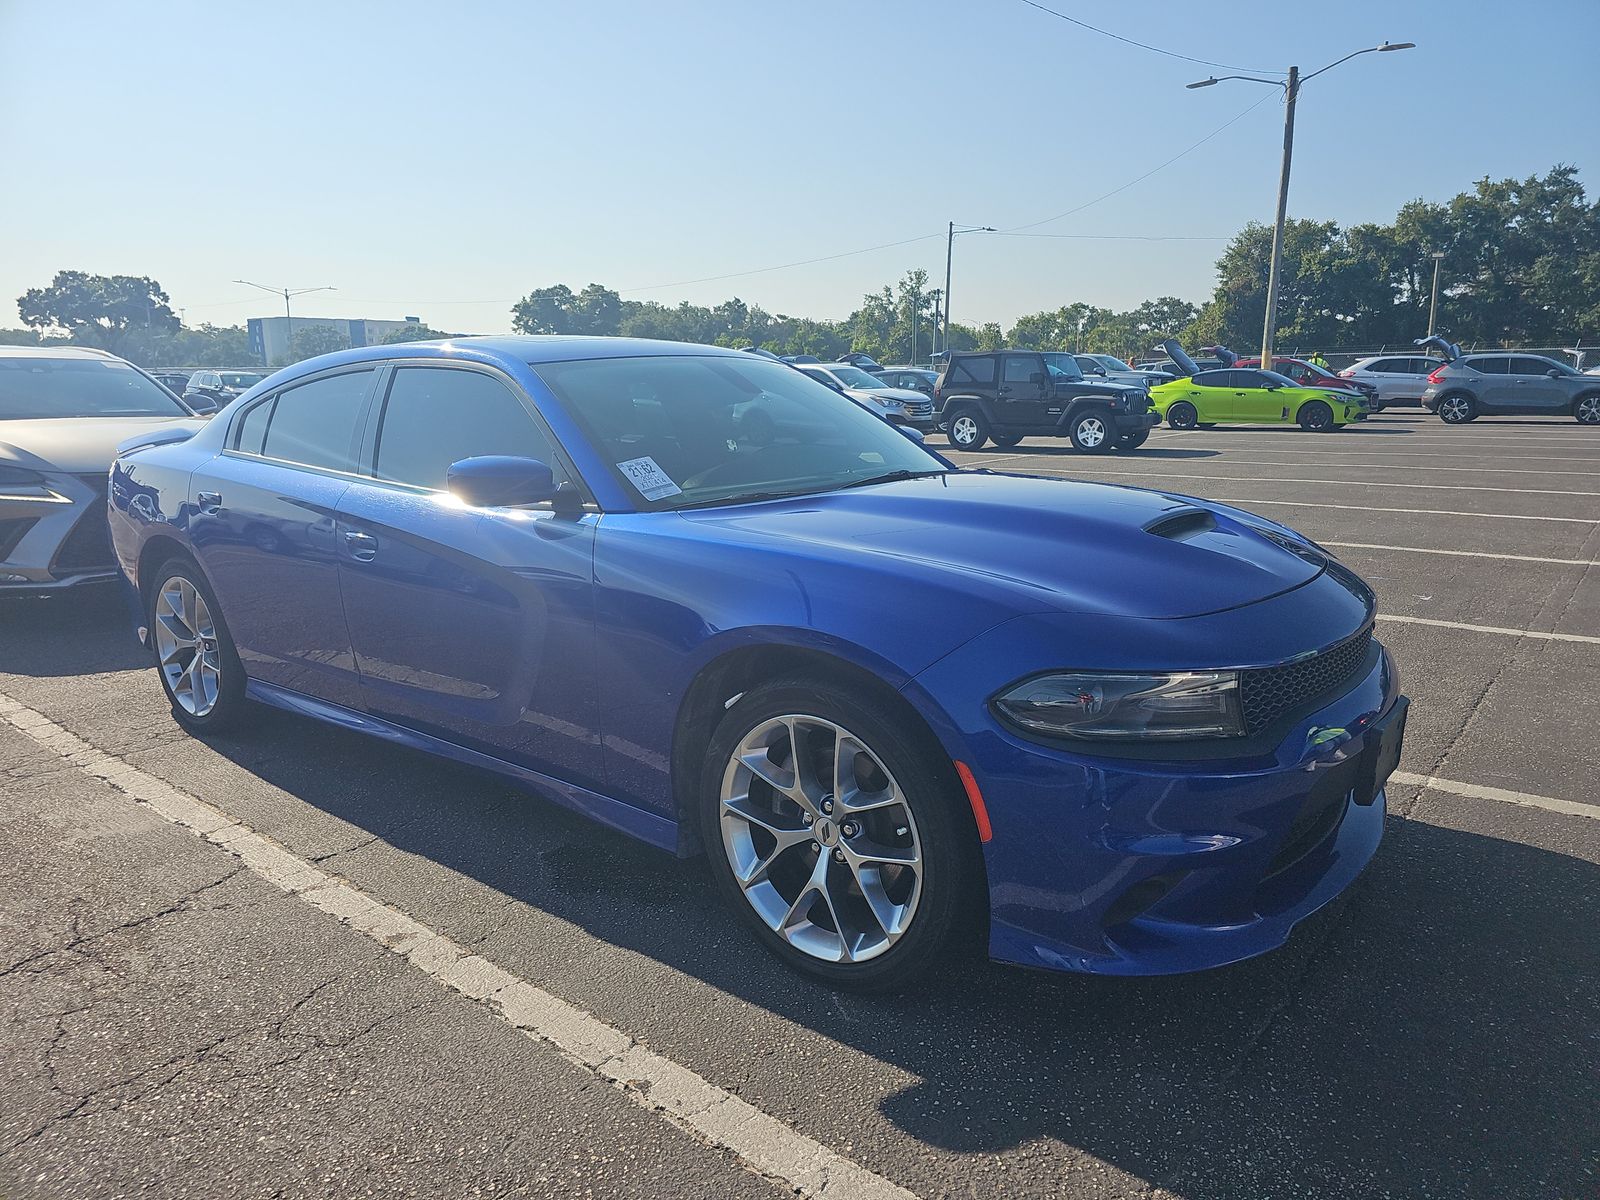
(616, 456, 683, 502)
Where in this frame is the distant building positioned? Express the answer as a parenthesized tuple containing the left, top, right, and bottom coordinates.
(247, 315, 425, 365)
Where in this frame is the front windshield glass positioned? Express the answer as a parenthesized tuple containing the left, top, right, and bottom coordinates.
(533, 355, 945, 510)
(0, 357, 190, 419)
(220, 372, 264, 389)
(829, 366, 883, 390)
(1040, 352, 1084, 380)
(1092, 356, 1127, 372)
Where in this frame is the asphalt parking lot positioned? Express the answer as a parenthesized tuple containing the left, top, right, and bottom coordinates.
(3, 410, 1597, 1199)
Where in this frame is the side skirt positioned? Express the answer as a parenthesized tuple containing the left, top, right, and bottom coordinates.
(245, 680, 681, 854)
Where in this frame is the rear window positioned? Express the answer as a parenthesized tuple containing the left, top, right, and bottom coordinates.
(0, 357, 190, 420)
(952, 356, 996, 385)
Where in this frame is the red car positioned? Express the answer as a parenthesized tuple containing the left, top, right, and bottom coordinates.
(1231, 356, 1382, 409)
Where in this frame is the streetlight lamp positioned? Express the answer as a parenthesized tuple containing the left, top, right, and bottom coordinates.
(1427, 251, 1447, 337)
(233, 280, 337, 360)
(942, 222, 995, 354)
(1187, 41, 1414, 372)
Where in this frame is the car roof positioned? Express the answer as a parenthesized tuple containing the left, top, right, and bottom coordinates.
(283, 335, 750, 372)
(0, 344, 122, 361)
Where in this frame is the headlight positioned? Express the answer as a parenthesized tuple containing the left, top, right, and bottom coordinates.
(993, 671, 1244, 740)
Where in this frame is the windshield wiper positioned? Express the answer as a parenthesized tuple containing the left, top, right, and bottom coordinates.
(834, 468, 951, 491)
(673, 489, 814, 510)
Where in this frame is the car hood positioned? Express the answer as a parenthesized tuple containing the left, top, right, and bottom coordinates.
(845, 388, 908, 407)
(682, 472, 1326, 619)
(855, 387, 927, 403)
(0, 416, 211, 474)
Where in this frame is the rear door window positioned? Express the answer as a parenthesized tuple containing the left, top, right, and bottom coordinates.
(1191, 370, 1230, 387)
(1469, 357, 1508, 375)
(258, 369, 374, 473)
(372, 367, 567, 491)
(953, 356, 996, 385)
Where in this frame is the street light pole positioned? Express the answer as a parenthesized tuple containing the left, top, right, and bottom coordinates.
(941, 222, 995, 354)
(1427, 252, 1446, 337)
(1186, 41, 1413, 371)
(233, 280, 337, 362)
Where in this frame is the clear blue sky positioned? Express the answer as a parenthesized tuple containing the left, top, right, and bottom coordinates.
(2, 0, 1594, 335)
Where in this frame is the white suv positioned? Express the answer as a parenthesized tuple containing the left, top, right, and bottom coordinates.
(1338, 355, 1446, 407)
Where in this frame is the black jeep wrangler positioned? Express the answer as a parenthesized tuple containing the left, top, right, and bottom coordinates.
(934, 350, 1158, 452)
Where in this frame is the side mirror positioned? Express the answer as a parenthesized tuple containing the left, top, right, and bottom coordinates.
(1091, 367, 1108, 376)
(1547, 369, 1562, 378)
(446, 455, 557, 507)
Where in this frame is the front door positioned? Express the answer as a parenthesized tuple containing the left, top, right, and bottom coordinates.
(188, 366, 377, 709)
(334, 363, 603, 791)
(998, 353, 1051, 429)
(1504, 356, 1566, 414)
(1231, 369, 1291, 423)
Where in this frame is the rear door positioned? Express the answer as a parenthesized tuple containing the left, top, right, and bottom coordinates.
(190, 366, 377, 709)
(1187, 370, 1237, 421)
(997, 353, 1050, 430)
(334, 361, 603, 790)
(1468, 356, 1513, 410)
(1506, 356, 1566, 413)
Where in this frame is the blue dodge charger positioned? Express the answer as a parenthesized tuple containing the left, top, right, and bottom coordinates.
(108, 337, 1406, 990)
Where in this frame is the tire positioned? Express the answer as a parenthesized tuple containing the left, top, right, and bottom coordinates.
(1575, 393, 1600, 425)
(1437, 393, 1475, 424)
(146, 556, 247, 733)
(944, 408, 989, 451)
(1196, 422, 1217, 429)
(700, 677, 980, 992)
(1297, 400, 1335, 431)
(990, 432, 1024, 448)
(1167, 401, 1199, 430)
(1067, 410, 1115, 454)
(1116, 429, 1151, 451)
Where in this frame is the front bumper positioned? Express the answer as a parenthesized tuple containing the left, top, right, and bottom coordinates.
(1115, 410, 1161, 435)
(1, 473, 117, 595)
(906, 590, 1402, 976)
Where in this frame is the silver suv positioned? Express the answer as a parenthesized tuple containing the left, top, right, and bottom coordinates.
(1340, 354, 1446, 407)
(1421, 353, 1600, 424)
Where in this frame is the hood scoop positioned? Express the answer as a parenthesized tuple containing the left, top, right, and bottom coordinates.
(1144, 507, 1217, 542)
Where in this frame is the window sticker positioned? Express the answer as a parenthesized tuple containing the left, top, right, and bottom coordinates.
(616, 455, 683, 501)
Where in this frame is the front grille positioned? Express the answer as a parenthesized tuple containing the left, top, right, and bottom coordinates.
(905, 399, 933, 417)
(1238, 625, 1373, 733)
(50, 509, 115, 576)
(0, 517, 38, 560)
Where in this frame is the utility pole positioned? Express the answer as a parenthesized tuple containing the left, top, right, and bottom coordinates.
(941, 223, 995, 354)
(1259, 65, 1298, 373)
(1427, 252, 1446, 337)
(233, 280, 336, 362)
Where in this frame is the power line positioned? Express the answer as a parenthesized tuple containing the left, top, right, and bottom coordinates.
(616, 232, 944, 295)
(999, 92, 1274, 233)
(990, 232, 1226, 241)
(1016, 0, 1285, 74)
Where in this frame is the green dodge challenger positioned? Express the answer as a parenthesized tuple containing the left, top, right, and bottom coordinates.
(1149, 367, 1368, 431)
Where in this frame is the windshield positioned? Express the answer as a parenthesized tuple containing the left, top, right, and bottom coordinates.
(829, 366, 884, 390)
(220, 372, 264, 389)
(533, 355, 945, 509)
(1040, 353, 1084, 380)
(0, 357, 191, 419)
(1092, 356, 1127, 372)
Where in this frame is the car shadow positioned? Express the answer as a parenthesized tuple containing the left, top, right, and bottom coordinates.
(7, 604, 1594, 1198)
(0, 587, 147, 677)
(981, 446, 1221, 460)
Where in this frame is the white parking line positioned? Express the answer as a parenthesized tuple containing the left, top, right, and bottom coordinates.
(1376, 613, 1600, 645)
(1015, 470, 1600, 499)
(1323, 542, 1597, 567)
(1201, 497, 1598, 525)
(0, 693, 918, 1200)
(1390, 771, 1599, 821)
(1099, 459, 1600, 478)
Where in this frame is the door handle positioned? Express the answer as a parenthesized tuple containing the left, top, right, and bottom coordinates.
(343, 530, 378, 562)
(196, 491, 222, 511)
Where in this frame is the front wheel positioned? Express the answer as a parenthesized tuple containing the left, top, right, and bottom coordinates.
(1068, 410, 1115, 453)
(945, 409, 989, 451)
(1167, 401, 1199, 430)
(1297, 400, 1335, 431)
(1117, 428, 1151, 450)
(148, 558, 248, 733)
(701, 679, 979, 992)
(1437, 394, 1476, 424)
(1575, 394, 1600, 425)
(990, 432, 1024, 448)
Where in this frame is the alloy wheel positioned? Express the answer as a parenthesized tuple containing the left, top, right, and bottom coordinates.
(1075, 417, 1107, 448)
(1440, 396, 1472, 423)
(153, 576, 223, 717)
(950, 415, 979, 447)
(1577, 396, 1600, 424)
(718, 714, 922, 964)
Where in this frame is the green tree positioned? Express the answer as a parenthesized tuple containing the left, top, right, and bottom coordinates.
(17, 271, 179, 353)
(512, 283, 623, 336)
(288, 323, 350, 362)
(382, 323, 453, 344)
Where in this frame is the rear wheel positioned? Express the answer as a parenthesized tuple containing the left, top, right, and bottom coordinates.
(945, 409, 989, 451)
(1196, 422, 1218, 429)
(990, 432, 1024, 448)
(1575, 394, 1600, 425)
(1067, 411, 1114, 453)
(1437, 393, 1476, 424)
(1116, 429, 1150, 451)
(147, 558, 247, 733)
(701, 678, 979, 992)
(1297, 400, 1335, 431)
(1167, 401, 1199, 430)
